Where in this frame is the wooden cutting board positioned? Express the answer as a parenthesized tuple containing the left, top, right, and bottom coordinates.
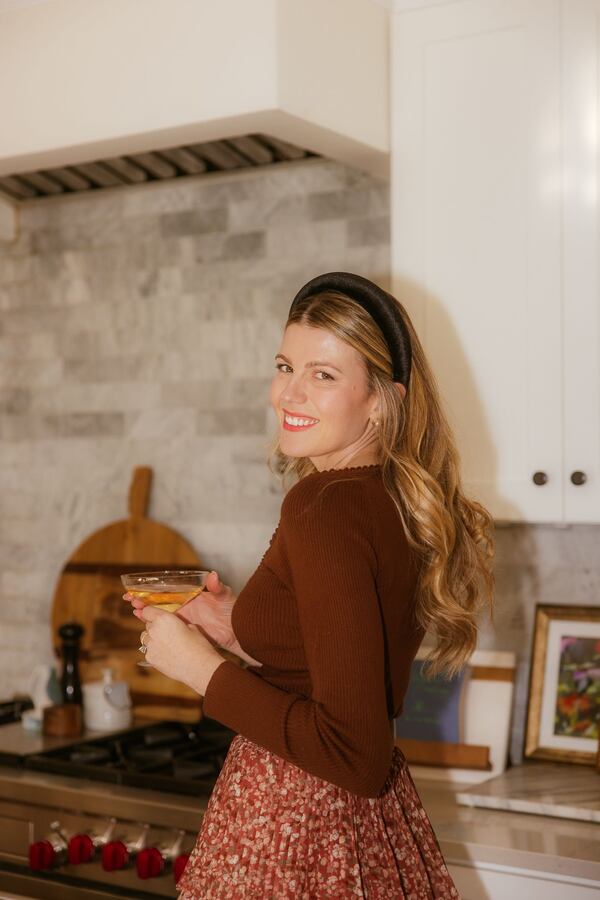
(51, 467, 212, 722)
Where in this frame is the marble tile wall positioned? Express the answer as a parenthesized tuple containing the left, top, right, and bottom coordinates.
(0, 158, 390, 695)
(0, 157, 597, 766)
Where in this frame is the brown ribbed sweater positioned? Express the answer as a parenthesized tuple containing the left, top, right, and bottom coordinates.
(203, 464, 425, 798)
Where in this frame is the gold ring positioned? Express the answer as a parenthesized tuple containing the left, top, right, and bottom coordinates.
(138, 644, 148, 655)
(140, 630, 149, 646)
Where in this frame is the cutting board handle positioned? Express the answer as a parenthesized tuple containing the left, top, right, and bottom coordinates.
(128, 467, 153, 519)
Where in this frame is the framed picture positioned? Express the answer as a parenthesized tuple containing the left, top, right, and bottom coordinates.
(524, 604, 600, 764)
(394, 648, 516, 779)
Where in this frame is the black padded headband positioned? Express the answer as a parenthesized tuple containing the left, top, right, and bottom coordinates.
(289, 271, 412, 387)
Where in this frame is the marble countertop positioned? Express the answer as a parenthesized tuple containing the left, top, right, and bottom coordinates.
(412, 768, 600, 884)
(455, 760, 600, 823)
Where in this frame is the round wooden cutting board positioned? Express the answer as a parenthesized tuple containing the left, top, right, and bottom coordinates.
(51, 467, 211, 722)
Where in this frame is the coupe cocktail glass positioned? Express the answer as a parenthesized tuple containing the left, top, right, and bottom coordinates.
(121, 570, 209, 668)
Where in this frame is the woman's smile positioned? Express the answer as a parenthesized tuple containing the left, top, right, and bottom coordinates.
(282, 408, 320, 431)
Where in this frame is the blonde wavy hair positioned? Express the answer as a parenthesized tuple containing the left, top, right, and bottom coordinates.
(266, 288, 495, 679)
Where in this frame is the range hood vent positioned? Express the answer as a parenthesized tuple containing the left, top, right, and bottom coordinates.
(0, 133, 317, 203)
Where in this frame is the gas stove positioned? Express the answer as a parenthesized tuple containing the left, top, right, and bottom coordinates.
(0, 706, 236, 899)
(24, 718, 234, 796)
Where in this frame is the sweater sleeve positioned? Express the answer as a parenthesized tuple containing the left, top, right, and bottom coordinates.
(202, 477, 393, 797)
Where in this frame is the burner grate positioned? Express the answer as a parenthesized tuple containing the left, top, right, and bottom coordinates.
(23, 717, 235, 796)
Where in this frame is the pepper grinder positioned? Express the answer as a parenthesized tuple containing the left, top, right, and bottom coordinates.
(43, 622, 85, 737)
(58, 622, 84, 705)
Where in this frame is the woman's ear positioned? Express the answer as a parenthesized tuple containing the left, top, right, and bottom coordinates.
(396, 383, 407, 402)
(369, 403, 380, 423)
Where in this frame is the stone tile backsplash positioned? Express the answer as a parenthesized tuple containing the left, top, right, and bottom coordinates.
(1, 156, 598, 767)
(0, 158, 391, 696)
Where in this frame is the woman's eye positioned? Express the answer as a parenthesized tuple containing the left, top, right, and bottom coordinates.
(274, 363, 333, 381)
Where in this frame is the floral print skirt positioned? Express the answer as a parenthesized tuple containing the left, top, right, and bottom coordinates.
(176, 733, 460, 899)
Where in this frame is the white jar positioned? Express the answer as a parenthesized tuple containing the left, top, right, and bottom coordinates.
(82, 668, 132, 732)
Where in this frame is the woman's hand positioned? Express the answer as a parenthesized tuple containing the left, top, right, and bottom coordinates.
(124, 571, 262, 668)
(125, 571, 236, 651)
(133, 604, 225, 696)
(177, 571, 238, 651)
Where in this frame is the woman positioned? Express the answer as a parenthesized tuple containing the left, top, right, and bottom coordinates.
(125, 272, 494, 898)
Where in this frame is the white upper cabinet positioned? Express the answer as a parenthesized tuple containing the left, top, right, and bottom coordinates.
(391, 0, 600, 523)
(562, 0, 600, 522)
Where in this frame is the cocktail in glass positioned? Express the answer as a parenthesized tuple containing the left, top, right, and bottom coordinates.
(121, 570, 209, 667)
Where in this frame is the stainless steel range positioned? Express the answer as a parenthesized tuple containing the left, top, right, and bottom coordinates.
(0, 702, 235, 899)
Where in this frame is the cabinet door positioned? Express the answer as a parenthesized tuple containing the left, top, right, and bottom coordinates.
(562, 0, 600, 522)
(448, 861, 600, 900)
(391, 0, 563, 522)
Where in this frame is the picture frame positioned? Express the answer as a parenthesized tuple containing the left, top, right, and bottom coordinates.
(394, 648, 516, 782)
(524, 604, 600, 764)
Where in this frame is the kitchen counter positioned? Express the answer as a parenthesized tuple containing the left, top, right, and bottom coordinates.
(5, 760, 595, 877)
(3, 720, 598, 871)
(0, 717, 156, 761)
(1, 718, 598, 898)
(455, 760, 600, 822)
(6, 761, 596, 881)
(412, 770, 600, 897)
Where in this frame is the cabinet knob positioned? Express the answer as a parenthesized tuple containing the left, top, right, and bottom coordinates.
(532, 471, 548, 485)
(570, 470, 587, 486)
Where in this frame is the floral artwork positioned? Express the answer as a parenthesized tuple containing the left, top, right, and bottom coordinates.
(554, 636, 600, 740)
(525, 605, 600, 764)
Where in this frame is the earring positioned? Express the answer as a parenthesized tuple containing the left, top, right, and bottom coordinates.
(371, 419, 380, 427)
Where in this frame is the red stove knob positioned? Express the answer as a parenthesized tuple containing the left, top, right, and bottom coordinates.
(29, 840, 55, 871)
(68, 833, 95, 865)
(136, 846, 164, 879)
(101, 840, 129, 871)
(173, 853, 190, 883)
